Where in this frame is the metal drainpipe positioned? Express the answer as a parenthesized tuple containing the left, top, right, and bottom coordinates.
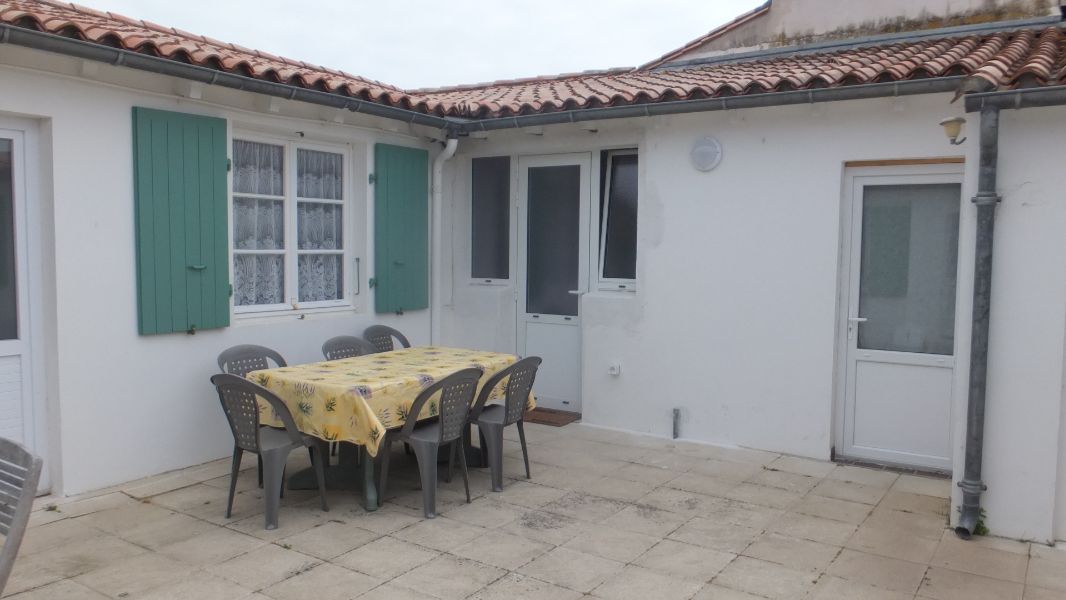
(429, 135, 459, 345)
(957, 105, 1002, 539)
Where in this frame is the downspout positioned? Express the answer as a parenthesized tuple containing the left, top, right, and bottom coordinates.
(957, 105, 1002, 539)
(429, 134, 459, 345)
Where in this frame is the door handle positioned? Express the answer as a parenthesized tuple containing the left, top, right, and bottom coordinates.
(568, 290, 583, 295)
(847, 317, 868, 323)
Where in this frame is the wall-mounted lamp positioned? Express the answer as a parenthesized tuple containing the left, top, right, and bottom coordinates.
(939, 117, 967, 145)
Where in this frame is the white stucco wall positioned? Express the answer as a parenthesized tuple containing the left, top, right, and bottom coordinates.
(0, 55, 437, 495)
(440, 97, 1066, 542)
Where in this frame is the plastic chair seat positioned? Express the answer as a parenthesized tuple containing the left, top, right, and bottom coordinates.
(257, 426, 310, 452)
(405, 421, 443, 444)
(475, 404, 507, 425)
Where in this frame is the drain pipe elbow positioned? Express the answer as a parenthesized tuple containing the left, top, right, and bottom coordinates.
(429, 135, 459, 345)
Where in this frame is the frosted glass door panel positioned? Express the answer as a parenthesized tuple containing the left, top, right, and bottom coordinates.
(526, 165, 580, 316)
(858, 184, 960, 355)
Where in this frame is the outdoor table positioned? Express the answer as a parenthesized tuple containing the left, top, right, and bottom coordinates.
(247, 346, 533, 510)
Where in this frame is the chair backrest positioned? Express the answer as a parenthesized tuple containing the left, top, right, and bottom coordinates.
(472, 356, 542, 426)
(402, 368, 483, 443)
(217, 344, 287, 378)
(0, 438, 43, 594)
(322, 336, 376, 361)
(210, 373, 303, 452)
(363, 325, 411, 353)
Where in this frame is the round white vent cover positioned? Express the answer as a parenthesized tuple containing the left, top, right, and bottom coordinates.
(691, 136, 723, 172)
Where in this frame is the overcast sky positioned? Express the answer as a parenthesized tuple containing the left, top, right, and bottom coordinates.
(91, 0, 764, 89)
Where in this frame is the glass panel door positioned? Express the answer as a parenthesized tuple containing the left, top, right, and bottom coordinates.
(526, 165, 580, 316)
(857, 184, 961, 355)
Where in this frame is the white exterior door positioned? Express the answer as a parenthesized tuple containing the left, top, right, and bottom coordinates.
(837, 167, 963, 471)
(0, 122, 48, 491)
(517, 154, 590, 412)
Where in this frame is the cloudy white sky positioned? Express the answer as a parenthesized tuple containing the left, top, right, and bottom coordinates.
(91, 0, 764, 89)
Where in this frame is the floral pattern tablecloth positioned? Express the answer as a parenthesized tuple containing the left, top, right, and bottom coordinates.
(248, 346, 534, 456)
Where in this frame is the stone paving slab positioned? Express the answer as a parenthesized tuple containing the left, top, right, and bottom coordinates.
(9, 422, 1066, 599)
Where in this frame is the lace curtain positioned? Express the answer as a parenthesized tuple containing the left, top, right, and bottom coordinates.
(233, 140, 285, 306)
(231, 141, 346, 306)
(297, 149, 344, 302)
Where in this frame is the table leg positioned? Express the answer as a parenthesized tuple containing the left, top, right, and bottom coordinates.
(361, 445, 378, 511)
(463, 423, 486, 468)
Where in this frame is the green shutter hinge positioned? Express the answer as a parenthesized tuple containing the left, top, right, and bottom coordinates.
(368, 173, 376, 184)
(228, 283, 233, 297)
(226, 158, 232, 172)
(368, 277, 377, 289)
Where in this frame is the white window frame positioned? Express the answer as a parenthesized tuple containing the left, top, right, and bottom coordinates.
(598, 149, 638, 291)
(468, 154, 513, 287)
(231, 132, 354, 316)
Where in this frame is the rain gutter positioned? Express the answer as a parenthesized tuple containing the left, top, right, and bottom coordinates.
(0, 24, 453, 130)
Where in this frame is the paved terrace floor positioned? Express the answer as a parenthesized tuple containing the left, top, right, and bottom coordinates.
(8, 423, 1066, 600)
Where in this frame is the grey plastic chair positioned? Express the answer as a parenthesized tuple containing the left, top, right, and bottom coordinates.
(363, 325, 411, 353)
(470, 356, 541, 492)
(210, 373, 328, 530)
(217, 344, 287, 488)
(378, 368, 483, 518)
(0, 438, 43, 595)
(322, 336, 377, 361)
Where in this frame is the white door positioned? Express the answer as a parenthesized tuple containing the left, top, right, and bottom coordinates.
(0, 122, 48, 491)
(516, 154, 590, 412)
(837, 167, 962, 471)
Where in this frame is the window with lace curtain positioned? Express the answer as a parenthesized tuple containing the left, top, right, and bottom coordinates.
(232, 137, 349, 312)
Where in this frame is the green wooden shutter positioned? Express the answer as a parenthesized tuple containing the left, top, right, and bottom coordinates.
(133, 107, 229, 335)
(373, 144, 430, 314)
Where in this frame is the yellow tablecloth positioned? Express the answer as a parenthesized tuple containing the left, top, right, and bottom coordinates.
(248, 346, 534, 456)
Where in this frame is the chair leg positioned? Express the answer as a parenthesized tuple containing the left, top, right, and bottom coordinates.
(309, 445, 329, 512)
(226, 447, 243, 519)
(257, 455, 263, 488)
(378, 439, 393, 503)
(261, 450, 288, 530)
(445, 442, 455, 484)
(457, 439, 471, 503)
(478, 428, 488, 467)
(516, 420, 532, 479)
(480, 422, 505, 492)
(409, 441, 439, 518)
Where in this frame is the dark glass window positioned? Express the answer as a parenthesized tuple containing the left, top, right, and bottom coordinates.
(0, 139, 16, 340)
(600, 151, 638, 281)
(526, 165, 580, 316)
(471, 156, 510, 280)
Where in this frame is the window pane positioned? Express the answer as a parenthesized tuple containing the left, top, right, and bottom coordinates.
(233, 140, 284, 196)
(233, 197, 284, 250)
(233, 254, 284, 306)
(526, 165, 580, 316)
(602, 153, 638, 280)
(297, 149, 343, 200)
(297, 202, 343, 250)
(0, 139, 16, 340)
(471, 156, 510, 279)
(858, 184, 960, 355)
(298, 254, 343, 302)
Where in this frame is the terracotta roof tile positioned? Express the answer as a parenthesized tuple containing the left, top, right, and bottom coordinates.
(2, 0, 1065, 120)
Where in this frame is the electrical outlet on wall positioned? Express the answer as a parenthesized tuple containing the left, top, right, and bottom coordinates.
(607, 362, 622, 376)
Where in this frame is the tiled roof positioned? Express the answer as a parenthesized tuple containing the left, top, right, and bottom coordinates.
(2, 0, 1065, 121)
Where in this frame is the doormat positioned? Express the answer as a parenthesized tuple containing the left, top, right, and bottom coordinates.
(524, 408, 581, 427)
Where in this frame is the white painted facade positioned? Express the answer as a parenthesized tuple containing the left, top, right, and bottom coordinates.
(1, 42, 1065, 543)
(439, 98, 1066, 543)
